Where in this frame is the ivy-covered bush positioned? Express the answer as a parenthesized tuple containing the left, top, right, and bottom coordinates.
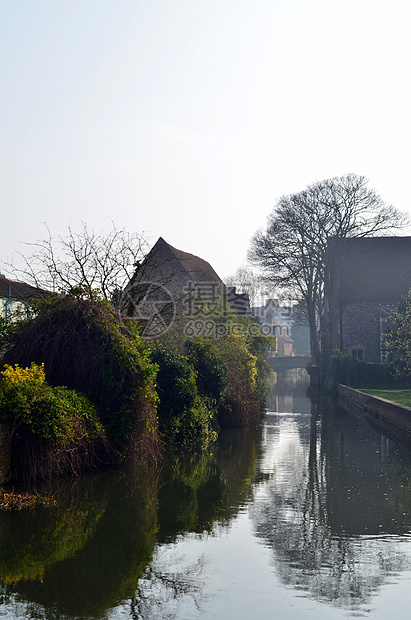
(149, 345, 218, 447)
(243, 326, 276, 410)
(1, 296, 159, 463)
(215, 335, 264, 428)
(0, 290, 276, 482)
(0, 362, 108, 480)
(184, 338, 229, 405)
(154, 314, 273, 432)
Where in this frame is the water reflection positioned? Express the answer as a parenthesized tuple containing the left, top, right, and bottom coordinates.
(253, 370, 411, 613)
(265, 368, 312, 414)
(157, 427, 263, 542)
(0, 467, 159, 618)
(0, 428, 263, 619)
(2, 371, 411, 618)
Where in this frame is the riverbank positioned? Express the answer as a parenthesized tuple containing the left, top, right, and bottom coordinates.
(338, 383, 411, 438)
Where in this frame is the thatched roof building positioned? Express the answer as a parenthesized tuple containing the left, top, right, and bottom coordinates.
(123, 238, 250, 337)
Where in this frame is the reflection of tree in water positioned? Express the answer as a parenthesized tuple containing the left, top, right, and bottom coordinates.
(0, 476, 109, 588)
(252, 398, 411, 613)
(0, 466, 160, 619)
(0, 425, 264, 619)
(130, 427, 264, 618)
(156, 427, 263, 542)
(130, 555, 207, 619)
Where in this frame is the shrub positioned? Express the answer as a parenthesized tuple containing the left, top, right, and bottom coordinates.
(154, 316, 271, 431)
(149, 345, 217, 447)
(1, 296, 159, 463)
(243, 327, 276, 410)
(385, 290, 411, 376)
(184, 338, 229, 405)
(0, 363, 108, 480)
(1, 361, 46, 386)
(330, 349, 406, 389)
(215, 336, 263, 428)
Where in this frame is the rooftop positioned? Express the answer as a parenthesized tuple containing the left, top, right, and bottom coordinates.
(328, 236, 411, 301)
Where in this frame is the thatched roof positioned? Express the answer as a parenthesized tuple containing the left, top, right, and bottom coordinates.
(134, 237, 224, 286)
(161, 238, 224, 284)
(125, 238, 250, 320)
(125, 237, 227, 303)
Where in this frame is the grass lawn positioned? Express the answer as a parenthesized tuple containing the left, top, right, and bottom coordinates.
(360, 389, 411, 408)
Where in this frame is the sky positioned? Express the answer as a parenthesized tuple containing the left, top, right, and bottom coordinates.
(1, 0, 410, 281)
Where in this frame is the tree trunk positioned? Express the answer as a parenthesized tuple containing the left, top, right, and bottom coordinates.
(307, 299, 321, 365)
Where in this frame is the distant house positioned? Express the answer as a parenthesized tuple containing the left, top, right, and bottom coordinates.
(0, 274, 44, 324)
(323, 237, 411, 364)
(251, 298, 294, 355)
(123, 237, 250, 337)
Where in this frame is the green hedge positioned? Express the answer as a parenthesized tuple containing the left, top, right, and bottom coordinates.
(331, 351, 411, 389)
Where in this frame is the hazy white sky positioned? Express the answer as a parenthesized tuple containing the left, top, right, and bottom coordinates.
(1, 0, 410, 280)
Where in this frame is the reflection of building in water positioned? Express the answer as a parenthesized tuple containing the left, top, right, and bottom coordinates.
(323, 407, 411, 536)
(253, 383, 411, 613)
(265, 369, 311, 414)
(268, 393, 293, 413)
(275, 368, 308, 385)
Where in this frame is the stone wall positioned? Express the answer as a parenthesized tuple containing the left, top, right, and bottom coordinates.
(338, 384, 411, 435)
(340, 300, 398, 363)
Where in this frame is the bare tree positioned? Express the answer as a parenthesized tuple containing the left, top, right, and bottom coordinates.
(7, 222, 150, 303)
(224, 266, 270, 307)
(249, 174, 409, 364)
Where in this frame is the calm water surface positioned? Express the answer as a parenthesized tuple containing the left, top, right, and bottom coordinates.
(3, 370, 411, 618)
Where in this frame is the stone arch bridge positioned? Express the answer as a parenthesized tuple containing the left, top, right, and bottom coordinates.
(268, 355, 311, 372)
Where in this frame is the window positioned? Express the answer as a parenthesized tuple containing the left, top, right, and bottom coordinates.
(351, 347, 364, 360)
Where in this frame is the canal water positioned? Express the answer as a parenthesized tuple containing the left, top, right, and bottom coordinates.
(3, 370, 411, 618)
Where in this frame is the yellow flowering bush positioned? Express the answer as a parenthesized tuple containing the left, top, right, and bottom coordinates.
(0, 361, 107, 480)
(1, 362, 46, 388)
